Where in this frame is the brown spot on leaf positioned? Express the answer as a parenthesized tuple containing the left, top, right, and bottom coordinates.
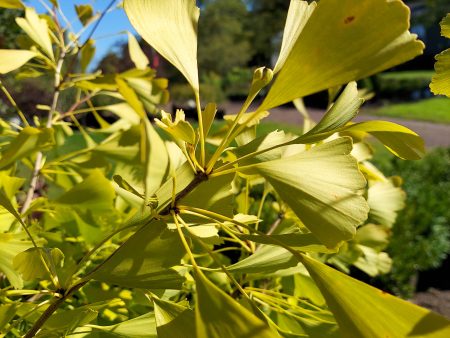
(344, 16, 355, 24)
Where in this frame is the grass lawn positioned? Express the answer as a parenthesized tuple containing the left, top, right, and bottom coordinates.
(365, 97, 450, 124)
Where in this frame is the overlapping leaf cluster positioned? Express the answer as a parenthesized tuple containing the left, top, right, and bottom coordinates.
(1, 0, 450, 337)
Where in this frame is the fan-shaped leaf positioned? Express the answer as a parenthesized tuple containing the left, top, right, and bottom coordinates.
(0, 49, 37, 74)
(124, 0, 200, 92)
(261, 0, 424, 110)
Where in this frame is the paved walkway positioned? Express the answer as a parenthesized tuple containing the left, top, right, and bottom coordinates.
(222, 102, 450, 148)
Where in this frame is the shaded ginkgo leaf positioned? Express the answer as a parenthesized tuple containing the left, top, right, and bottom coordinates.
(75, 4, 94, 26)
(87, 313, 157, 337)
(117, 77, 146, 118)
(0, 49, 37, 74)
(273, 0, 316, 73)
(89, 220, 185, 290)
(261, 0, 424, 110)
(80, 39, 95, 73)
(430, 14, 450, 97)
(13, 247, 64, 281)
(0, 0, 24, 9)
(367, 180, 405, 227)
(202, 103, 217, 138)
(0, 233, 36, 289)
(355, 224, 389, 251)
(54, 170, 115, 210)
(128, 32, 150, 70)
(153, 297, 196, 338)
(124, 0, 200, 92)
(0, 127, 54, 169)
(301, 254, 450, 338)
(16, 7, 55, 61)
(194, 270, 277, 337)
(353, 245, 392, 277)
(341, 120, 425, 160)
(239, 138, 369, 248)
(0, 304, 18, 330)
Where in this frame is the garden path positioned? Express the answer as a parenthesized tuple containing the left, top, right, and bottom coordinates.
(223, 102, 450, 148)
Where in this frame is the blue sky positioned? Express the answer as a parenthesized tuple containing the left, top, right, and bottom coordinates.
(26, 0, 135, 66)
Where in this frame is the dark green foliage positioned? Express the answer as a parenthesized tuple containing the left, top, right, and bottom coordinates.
(376, 147, 450, 297)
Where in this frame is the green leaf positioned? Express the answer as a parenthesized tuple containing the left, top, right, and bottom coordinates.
(228, 245, 298, 274)
(75, 4, 94, 26)
(142, 117, 170, 200)
(240, 233, 339, 253)
(0, 304, 18, 330)
(0, 49, 37, 74)
(16, 7, 55, 61)
(0, 233, 35, 289)
(367, 180, 405, 227)
(80, 39, 95, 73)
(0, 0, 24, 9)
(117, 77, 146, 118)
(155, 110, 196, 144)
(301, 254, 450, 337)
(0, 127, 54, 170)
(87, 313, 157, 337)
(261, 0, 424, 110)
(124, 0, 200, 92)
(430, 14, 450, 97)
(194, 270, 277, 337)
(239, 138, 369, 248)
(153, 297, 196, 338)
(296, 81, 364, 143)
(38, 308, 98, 336)
(273, 0, 316, 73)
(54, 170, 115, 211)
(202, 103, 217, 138)
(90, 220, 185, 289)
(342, 120, 425, 160)
(128, 32, 149, 70)
(13, 247, 63, 281)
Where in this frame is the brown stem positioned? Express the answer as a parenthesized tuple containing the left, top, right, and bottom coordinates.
(24, 281, 88, 338)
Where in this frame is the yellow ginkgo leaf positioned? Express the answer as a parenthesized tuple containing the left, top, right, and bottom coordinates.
(430, 14, 450, 97)
(273, 0, 316, 74)
(128, 32, 149, 70)
(261, 0, 424, 110)
(124, 0, 199, 92)
(0, 49, 37, 74)
(16, 7, 55, 61)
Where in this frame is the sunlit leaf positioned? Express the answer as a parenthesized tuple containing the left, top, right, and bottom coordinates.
(296, 81, 364, 143)
(16, 7, 55, 61)
(0, 233, 35, 289)
(0, 49, 37, 74)
(261, 0, 424, 110)
(430, 14, 450, 97)
(142, 117, 170, 200)
(273, 0, 316, 73)
(301, 254, 450, 337)
(194, 270, 277, 337)
(90, 220, 185, 289)
(239, 138, 369, 248)
(128, 32, 149, 70)
(228, 245, 298, 274)
(124, 0, 200, 91)
(87, 313, 157, 337)
(155, 110, 196, 144)
(0, 127, 54, 169)
(153, 297, 196, 338)
(341, 120, 425, 160)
